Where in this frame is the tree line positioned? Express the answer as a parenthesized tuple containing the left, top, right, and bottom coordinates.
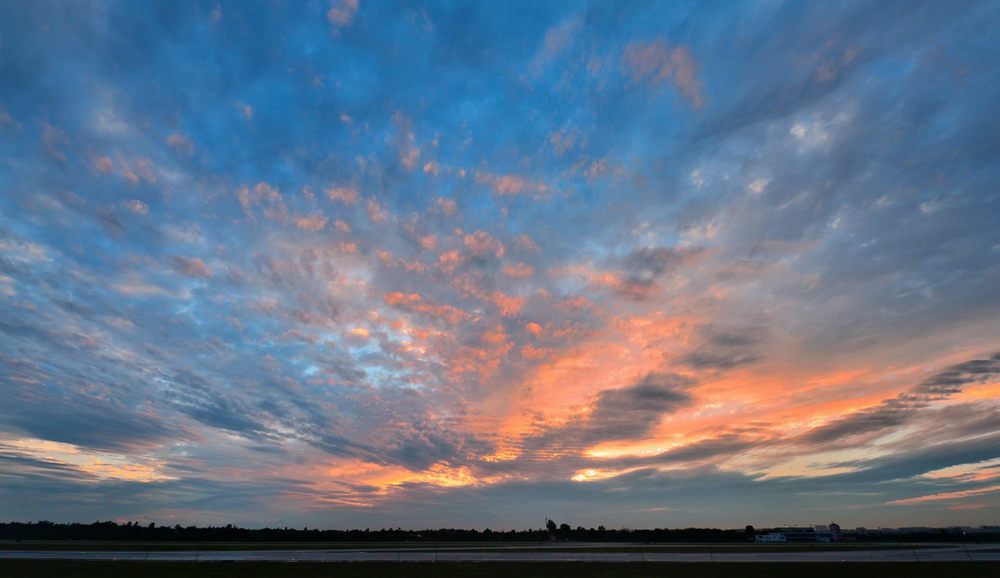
(0, 520, 746, 542)
(0, 520, 996, 543)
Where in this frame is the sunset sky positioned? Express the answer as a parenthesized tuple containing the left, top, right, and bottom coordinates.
(2, 0, 1000, 530)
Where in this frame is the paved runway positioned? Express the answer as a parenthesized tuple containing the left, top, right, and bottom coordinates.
(2, 544, 999, 563)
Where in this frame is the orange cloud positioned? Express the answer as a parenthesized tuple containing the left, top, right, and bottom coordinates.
(383, 291, 470, 325)
(463, 230, 505, 259)
(394, 112, 420, 170)
(119, 157, 156, 185)
(239, 181, 286, 221)
(549, 129, 576, 155)
(123, 200, 149, 215)
(166, 132, 195, 154)
(234, 100, 254, 119)
(376, 249, 427, 273)
(94, 156, 114, 173)
(325, 185, 359, 205)
(503, 262, 534, 279)
(437, 249, 462, 273)
(584, 158, 623, 181)
(475, 171, 549, 197)
(419, 235, 438, 251)
(169, 256, 212, 279)
(509, 311, 693, 433)
(446, 325, 514, 386)
(490, 291, 525, 317)
(521, 343, 553, 360)
(295, 212, 328, 231)
(435, 197, 458, 216)
(886, 484, 1000, 506)
(367, 198, 389, 223)
(531, 17, 582, 74)
(327, 0, 358, 31)
(513, 234, 540, 253)
(622, 40, 705, 109)
(1, 438, 174, 483)
(334, 218, 351, 234)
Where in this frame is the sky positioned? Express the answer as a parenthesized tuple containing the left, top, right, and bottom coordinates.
(1, 0, 999, 531)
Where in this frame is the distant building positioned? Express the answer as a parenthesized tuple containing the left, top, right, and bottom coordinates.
(755, 532, 787, 543)
(755, 524, 841, 543)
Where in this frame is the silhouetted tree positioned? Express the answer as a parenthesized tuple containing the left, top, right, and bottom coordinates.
(2, 520, 989, 544)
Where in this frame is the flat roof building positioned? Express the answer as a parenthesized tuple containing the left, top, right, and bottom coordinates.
(755, 524, 840, 543)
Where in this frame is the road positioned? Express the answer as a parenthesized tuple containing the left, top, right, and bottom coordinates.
(1, 544, 998, 563)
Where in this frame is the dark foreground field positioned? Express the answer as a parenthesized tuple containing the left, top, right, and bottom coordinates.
(0, 541, 947, 552)
(1, 561, 998, 578)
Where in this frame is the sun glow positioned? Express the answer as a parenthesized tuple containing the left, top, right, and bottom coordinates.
(1, 438, 174, 483)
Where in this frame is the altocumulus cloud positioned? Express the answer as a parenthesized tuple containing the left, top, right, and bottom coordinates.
(0, 0, 998, 529)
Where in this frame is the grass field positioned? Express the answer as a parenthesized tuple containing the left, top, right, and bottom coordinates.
(399, 544, 946, 553)
(0, 541, 951, 552)
(0, 541, 484, 551)
(1, 561, 998, 578)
